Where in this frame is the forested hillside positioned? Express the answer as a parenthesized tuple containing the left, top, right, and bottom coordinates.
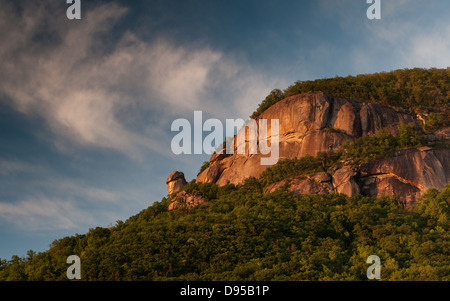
(1, 67, 449, 281)
(1, 182, 448, 281)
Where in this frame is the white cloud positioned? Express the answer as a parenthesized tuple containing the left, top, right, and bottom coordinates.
(314, 0, 450, 74)
(0, 157, 139, 231)
(0, 179, 137, 231)
(0, 160, 41, 176)
(0, 1, 284, 160)
(403, 23, 450, 68)
(0, 197, 93, 231)
(343, 3, 450, 73)
(0, 158, 123, 204)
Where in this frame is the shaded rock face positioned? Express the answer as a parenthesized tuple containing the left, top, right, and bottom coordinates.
(428, 127, 450, 142)
(168, 190, 207, 211)
(166, 171, 187, 195)
(263, 149, 449, 205)
(332, 167, 361, 196)
(264, 172, 334, 195)
(196, 92, 449, 205)
(358, 148, 450, 206)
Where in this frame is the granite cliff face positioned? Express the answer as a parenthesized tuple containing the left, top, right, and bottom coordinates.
(358, 148, 449, 205)
(166, 171, 187, 195)
(195, 92, 449, 205)
(166, 171, 207, 210)
(261, 148, 449, 206)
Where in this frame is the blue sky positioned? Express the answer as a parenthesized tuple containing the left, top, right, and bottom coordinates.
(0, 0, 449, 260)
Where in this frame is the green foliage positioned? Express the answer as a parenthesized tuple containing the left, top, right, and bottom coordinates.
(251, 89, 286, 119)
(396, 122, 426, 148)
(198, 161, 210, 175)
(252, 68, 450, 119)
(341, 123, 425, 164)
(343, 122, 427, 164)
(260, 152, 342, 187)
(342, 128, 397, 164)
(1, 182, 448, 281)
(413, 185, 450, 230)
(180, 180, 219, 200)
(424, 112, 446, 132)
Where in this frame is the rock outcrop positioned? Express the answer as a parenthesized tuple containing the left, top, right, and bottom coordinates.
(196, 92, 449, 205)
(166, 171, 209, 211)
(168, 190, 207, 211)
(358, 148, 450, 205)
(197, 92, 417, 184)
(166, 171, 187, 195)
(265, 172, 334, 195)
(263, 148, 449, 206)
(428, 127, 450, 142)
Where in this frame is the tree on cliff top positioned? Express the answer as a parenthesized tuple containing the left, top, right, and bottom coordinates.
(251, 68, 450, 121)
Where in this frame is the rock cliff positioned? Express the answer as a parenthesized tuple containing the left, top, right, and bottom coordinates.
(167, 190, 207, 211)
(166, 171, 187, 195)
(195, 92, 449, 205)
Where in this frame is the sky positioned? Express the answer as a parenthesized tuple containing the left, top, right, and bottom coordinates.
(0, 0, 449, 260)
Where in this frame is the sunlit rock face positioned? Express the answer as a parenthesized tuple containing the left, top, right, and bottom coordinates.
(195, 92, 449, 205)
(166, 171, 187, 195)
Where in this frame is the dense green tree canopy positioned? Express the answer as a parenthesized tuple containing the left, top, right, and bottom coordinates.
(1, 182, 448, 281)
(251, 68, 450, 121)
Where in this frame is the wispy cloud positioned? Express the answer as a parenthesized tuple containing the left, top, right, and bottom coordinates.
(0, 157, 139, 231)
(0, 197, 93, 231)
(0, 160, 42, 176)
(0, 179, 136, 231)
(314, 0, 450, 74)
(0, 1, 284, 161)
(403, 22, 450, 68)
